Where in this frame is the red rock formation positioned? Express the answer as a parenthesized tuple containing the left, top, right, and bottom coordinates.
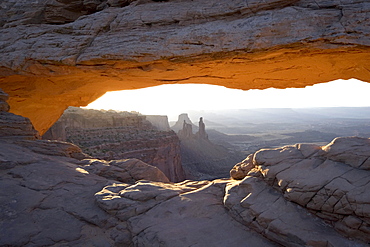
(44, 107, 185, 182)
(0, 89, 39, 140)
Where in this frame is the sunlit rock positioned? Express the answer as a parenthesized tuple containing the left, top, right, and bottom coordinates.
(0, 89, 39, 140)
(80, 158, 170, 183)
(224, 177, 364, 247)
(230, 137, 370, 243)
(96, 179, 277, 246)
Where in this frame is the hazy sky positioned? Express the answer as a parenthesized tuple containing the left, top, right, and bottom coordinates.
(85, 79, 370, 121)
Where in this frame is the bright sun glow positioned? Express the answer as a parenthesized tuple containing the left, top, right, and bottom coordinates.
(84, 79, 370, 121)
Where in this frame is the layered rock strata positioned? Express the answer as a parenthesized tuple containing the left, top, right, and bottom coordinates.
(0, 89, 39, 140)
(230, 136, 370, 243)
(145, 115, 171, 131)
(1, 0, 369, 134)
(44, 107, 185, 182)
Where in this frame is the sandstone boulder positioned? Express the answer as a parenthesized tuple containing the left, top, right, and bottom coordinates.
(15, 139, 91, 160)
(230, 153, 255, 180)
(230, 137, 370, 243)
(80, 158, 170, 183)
(321, 136, 370, 170)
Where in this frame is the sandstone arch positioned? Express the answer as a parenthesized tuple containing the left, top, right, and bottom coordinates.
(0, 0, 369, 134)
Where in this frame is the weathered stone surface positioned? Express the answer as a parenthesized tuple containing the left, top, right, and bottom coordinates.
(0, 112, 40, 140)
(230, 154, 255, 180)
(0, 140, 119, 246)
(0, 138, 171, 246)
(1, 0, 369, 134)
(0, 89, 39, 140)
(0, 89, 9, 112)
(230, 137, 370, 243)
(195, 117, 208, 140)
(15, 139, 91, 160)
(321, 136, 370, 169)
(177, 121, 194, 140)
(96, 180, 277, 247)
(224, 177, 365, 247)
(80, 158, 170, 183)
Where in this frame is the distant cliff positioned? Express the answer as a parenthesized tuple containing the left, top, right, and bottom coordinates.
(43, 107, 185, 182)
(145, 115, 171, 131)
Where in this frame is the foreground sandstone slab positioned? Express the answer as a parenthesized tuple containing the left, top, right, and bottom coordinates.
(96, 180, 276, 247)
(231, 136, 370, 243)
(0, 138, 173, 246)
(1, 135, 369, 246)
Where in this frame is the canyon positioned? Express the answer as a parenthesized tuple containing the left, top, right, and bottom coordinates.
(174, 113, 245, 180)
(1, 89, 370, 246)
(43, 107, 185, 182)
(44, 108, 242, 181)
(1, 0, 370, 246)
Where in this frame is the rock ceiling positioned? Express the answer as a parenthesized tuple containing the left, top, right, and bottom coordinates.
(0, 0, 369, 134)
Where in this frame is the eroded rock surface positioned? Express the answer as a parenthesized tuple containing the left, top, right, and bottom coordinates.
(0, 139, 171, 246)
(230, 136, 370, 243)
(80, 158, 170, 183)
(1, 116, 369, 246)
(1, 0, 370, 134)
(96, 180, 277, 247)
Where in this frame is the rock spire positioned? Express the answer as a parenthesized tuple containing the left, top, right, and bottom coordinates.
(195, 117, 208, 140)
(176, 115, 208, 141)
